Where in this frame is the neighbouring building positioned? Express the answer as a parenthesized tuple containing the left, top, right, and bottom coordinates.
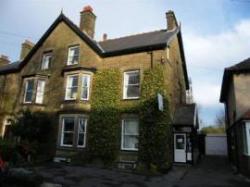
(220, 58, 250, 177)
(0, 6, 198, 168)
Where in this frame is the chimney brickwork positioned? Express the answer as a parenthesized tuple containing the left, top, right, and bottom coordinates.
(0, 55, 10, 67)
(20, 40, 34, 60)
(166, 10, 178, 30)
(79, 5, 96, 39)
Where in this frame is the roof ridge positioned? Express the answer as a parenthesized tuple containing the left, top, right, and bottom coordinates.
(98, 29, 168, 43)
(227, 57, 250, 70)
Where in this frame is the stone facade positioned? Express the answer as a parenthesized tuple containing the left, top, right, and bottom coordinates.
(0, 7, 189, 165)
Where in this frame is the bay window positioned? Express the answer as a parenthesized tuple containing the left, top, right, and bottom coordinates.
(121, 118, 139, 151)
(123, 70, 140, 99)
(65, 73, 91, 101)
(60, 115, 87, 148)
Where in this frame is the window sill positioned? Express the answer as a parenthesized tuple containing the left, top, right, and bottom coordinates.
(57, 145, 86, 151)
(121, 148, 138, 152)
(122, 98, 140, 101)
(22, 103, 46, 107)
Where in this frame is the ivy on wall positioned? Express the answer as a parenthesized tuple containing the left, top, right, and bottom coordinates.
(87, 69, 121, 164)
(138, 65, 172, 172)
(87, 65, 172, 172)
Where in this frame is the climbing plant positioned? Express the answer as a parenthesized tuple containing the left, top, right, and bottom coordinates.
(87, 69, 121, 164)
(138, 65, 172, 172)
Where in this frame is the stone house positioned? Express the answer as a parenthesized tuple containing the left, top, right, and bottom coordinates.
(220, 58, 250, 177)
(0, 6, 198, 168)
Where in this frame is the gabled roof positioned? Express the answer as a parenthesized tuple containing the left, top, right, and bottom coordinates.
(0, 12, 189, 89)
(173, 103, 198, 128)
(220, 58, 250, 102)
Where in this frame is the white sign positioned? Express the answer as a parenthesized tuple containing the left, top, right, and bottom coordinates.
(157, 93, 164, 111)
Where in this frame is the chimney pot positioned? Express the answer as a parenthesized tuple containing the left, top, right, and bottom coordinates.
(82, 5, 93, 12)
(80, 5, 96, 38)
(103, 33, 108, 41)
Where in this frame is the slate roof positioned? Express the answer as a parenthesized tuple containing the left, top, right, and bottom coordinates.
(0, 61, 21, 72)
(220, 58, 250, 102)
(173, 104, 198, 127)
(99, 29, 178, 54)
(0, 13, 188, 88)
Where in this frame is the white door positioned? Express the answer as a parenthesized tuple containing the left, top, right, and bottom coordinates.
(174, 133, 186, 163)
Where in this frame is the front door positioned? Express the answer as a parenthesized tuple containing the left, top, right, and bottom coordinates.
(174, 133, 186, 163)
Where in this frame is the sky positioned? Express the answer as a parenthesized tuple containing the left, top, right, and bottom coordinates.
(1, 0, 250, 127)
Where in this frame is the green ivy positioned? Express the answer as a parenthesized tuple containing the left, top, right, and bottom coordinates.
(138, 65, 172, 172)
(87, 69, 121, 164)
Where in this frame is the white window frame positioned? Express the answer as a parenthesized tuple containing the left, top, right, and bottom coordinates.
(121, 118, 139, 151)
(60, 115, 87, 148)
(123, 70, 140, 99)
(1, 117, 11, 138)
(80, 75, 91, 101)
(77, 117, 87, 148)
(243, 121, 250, 156)
(41, 52, 52, 70)
(67, 46, 79, 65)
(60, 117, 75, 147)
(35, 79, 46, 104)
(23, 79, 35, 103)
(65, 75, 79, 100)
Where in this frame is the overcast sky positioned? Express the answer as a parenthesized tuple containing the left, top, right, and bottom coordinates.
(1, 0, 250, 127)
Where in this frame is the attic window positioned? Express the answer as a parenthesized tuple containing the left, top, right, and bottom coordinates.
(41, 52, 52, 70)
(67, 46, 79, 65)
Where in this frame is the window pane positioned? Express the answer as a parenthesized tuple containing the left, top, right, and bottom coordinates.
(63, 133, 73, 145)
(67, 47, 79, 65)
(41, 54, 52, 69)
(24, 80, 34, 102)
(71, 76, 78, 87)
(128, 73, 139, 84)
(35, 80, 45, 104)
(124, 119, 139, 135)
(64, 117, 74, 131)
(78, 133, 84, 146)
(127, 85, 139, 98)
(79, 118, 86, 133)
(176, 135, 185, 149)
(123, 135, 138, 149)
(81, 76, 90, 100)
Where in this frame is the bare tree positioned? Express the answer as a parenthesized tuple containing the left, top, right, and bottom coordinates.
(215, 109, 225, 127)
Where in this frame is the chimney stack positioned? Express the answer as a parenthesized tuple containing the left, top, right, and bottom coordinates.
(80, 5, 96, 39)
(0, 55, 10, 67)
(166, 10, 178, 30)
(103, 33, 108, 41)
(20, 40, 34, 60)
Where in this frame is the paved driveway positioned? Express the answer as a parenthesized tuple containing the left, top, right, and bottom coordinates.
(36, 156, 250, 187)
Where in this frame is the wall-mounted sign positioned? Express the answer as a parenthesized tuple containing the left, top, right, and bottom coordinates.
(157, 93, 164, 111)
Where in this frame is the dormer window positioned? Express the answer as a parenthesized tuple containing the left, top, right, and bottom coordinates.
(67, 46, 79, 65)
(41, 52, 52, 70)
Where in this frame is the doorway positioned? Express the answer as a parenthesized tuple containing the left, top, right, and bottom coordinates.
(174, 133, 186, 163)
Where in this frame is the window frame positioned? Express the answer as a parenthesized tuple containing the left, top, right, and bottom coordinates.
(35, 79, 46, 104)
(23, 79, 35, 104)
(121, 118, 139, 151)
(242, 121, 250, 156)
(41, 52, 52, 70)
(123, 70, 140, 99)
(60, 116, 75, 147)
(80, 74, 91, 101)
(67, 46, 80, 66)
(65, 74, 79, 100)
(59, 115, 88, 148)
(77, 117, 88, 148)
